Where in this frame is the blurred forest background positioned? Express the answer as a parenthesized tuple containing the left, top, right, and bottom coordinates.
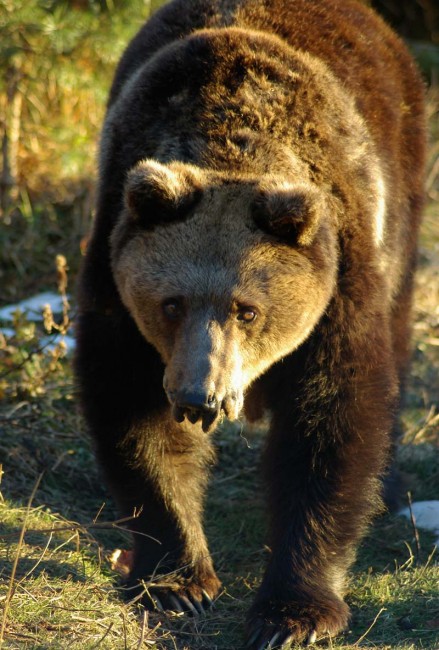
(0, 0, 438, 300)
(0, 2, 438, 649)
(0, 0, 165, 300)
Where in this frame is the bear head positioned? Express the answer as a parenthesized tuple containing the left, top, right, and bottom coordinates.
(110, 159, 338, 432)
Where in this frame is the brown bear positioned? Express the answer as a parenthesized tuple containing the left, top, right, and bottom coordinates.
(75, 0, 426, 647)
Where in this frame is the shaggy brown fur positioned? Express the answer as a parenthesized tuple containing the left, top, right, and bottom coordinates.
(75, 1, 425, 647)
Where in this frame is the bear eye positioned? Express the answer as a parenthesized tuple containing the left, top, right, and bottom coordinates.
(237, 307, 257, 323)
(162, 298, 183, 321)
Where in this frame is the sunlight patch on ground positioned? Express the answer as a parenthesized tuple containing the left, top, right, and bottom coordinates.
(0, 291, 75, 352)
(399, 501, 439, 546)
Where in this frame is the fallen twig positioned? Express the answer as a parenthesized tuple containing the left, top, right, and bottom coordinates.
(354, 607, 386, 646)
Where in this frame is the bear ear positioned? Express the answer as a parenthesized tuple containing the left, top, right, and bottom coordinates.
(252, 181, 325, 246)
(124, 160, 203, 228)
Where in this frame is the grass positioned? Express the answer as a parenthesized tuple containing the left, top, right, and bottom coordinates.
(0, 400, 438, 649)
(0, 86, 438, 650)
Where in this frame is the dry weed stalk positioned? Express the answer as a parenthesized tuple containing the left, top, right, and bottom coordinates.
(42, 254, 70, 337)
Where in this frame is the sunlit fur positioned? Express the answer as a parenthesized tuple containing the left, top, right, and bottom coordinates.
(75, 0, 425, 646)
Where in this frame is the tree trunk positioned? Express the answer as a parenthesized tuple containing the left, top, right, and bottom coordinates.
(1, 66, 23, 216)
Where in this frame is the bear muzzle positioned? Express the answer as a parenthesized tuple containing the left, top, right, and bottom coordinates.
(162, 319, 245, 432)
(167, 387, 242, 432)
(172, 390, 219, 432)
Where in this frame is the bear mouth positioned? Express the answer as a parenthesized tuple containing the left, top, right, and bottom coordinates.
(171, 402, 220, 433)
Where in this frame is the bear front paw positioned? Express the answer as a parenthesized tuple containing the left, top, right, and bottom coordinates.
(124, 568, 221, 616)
(245, 596, 350, 649)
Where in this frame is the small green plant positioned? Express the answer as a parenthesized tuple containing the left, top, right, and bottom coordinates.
(0, 255, 71, 400)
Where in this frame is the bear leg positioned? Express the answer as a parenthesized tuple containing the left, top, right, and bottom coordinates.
(76, 311, 221, 613)
(245, 318, 397, 648)
(93, 411, 221, 613)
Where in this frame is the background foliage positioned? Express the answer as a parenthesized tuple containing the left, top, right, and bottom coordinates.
(0, 0, 159, 300)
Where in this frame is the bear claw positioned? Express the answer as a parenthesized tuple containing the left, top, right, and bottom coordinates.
(246, 627, 293, 650)
(142, 585, 216, 617)
(178, 594, 200, 616)
(201, 589, 213, 607)
(152, 594, 164, 612)
(168, 594, 184, 613)
(305, 630, 317, 645)
(248, 628, 319, 649)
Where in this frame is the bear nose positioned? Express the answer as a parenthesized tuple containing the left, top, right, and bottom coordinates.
(173, 391, 219, 432)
